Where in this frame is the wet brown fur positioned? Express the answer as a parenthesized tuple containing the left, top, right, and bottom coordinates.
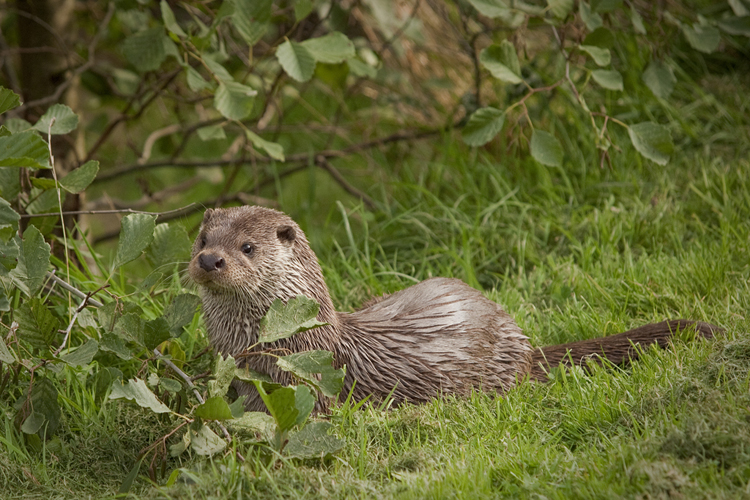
(189, 206, 721, 412)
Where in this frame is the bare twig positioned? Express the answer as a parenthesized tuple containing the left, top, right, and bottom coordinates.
(20, 203, 199, 220)
(315, 156, 377, 211)
(46, 271, 104, 308)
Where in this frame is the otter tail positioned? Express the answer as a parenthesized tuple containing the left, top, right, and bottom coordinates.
(529, 320, 722, 381)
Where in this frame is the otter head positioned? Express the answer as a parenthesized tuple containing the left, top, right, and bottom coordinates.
(189, 206, 331, 319)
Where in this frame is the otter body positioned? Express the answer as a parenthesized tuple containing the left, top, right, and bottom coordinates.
(189, 206, 718, 412)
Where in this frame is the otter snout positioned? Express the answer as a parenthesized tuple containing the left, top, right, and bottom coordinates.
(198, 253, 225, 272)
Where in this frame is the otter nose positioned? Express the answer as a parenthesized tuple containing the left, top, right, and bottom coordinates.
(198, 253, 225, 272)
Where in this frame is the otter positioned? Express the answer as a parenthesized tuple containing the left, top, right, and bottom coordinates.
(188, 205, 720, 412)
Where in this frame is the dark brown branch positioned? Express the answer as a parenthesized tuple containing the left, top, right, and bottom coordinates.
(315, 156, 377, 211)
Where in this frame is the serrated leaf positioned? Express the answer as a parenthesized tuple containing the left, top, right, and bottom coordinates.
(160, 0, 186, 37)
(114, 312, 144, 345)
(196, 123, 226, 141)
(259, 296, 327, 343)
(163, 293, 201, 336)
(229, 411, 275, 437)
(113, 213, 156, 267)
(149, 222, 192, 270)
(579, 45, 611, 66)
(580, 2, 603, 31)
(122, 27, 168, 72)
(276, 40, 316, 82)
(462, 107, 505, 147)
(293, 385, 315, 426)
(530, 130, 564, 167)
(591, 69, 623, 90)
(28, 378, 60, 438)
(285, 421, 345, 458)
(0, 87, 21, 115)
(277, 350, 345, 398)
(9, 225, 50, 296)
(202, 55, 234, 82)
(214, 81, 257, 121)
(682, 23, 720, 54)
(109, 378, 171, 413)
(628, 122, 673, 166)
(479, 41, 522, 84)
(195, 396, 234, 420)
(59, 160, 98, 193)
(100, 333, 132, 360)
(718, 16, 750, 37)
(642, 60, 676, 99)
(190, 424, 226, 456)
(0, 131, 50, 168)
(630, 5, 646, 34)
(209, 354, 237, 398)
(0, 198, 20, 241)
(144, 317, 170, 350)
(31, 104, 79, 135)
(301, 32, 356, 64)
(232, 0, 271, 45)
(245, 130, 284, 161)
(60, 339, 98, 367)
(547, 0, 574, 18)
(0, 336, 15, 363)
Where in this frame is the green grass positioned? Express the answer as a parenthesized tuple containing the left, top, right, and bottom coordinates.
(3, 79, 750, 500)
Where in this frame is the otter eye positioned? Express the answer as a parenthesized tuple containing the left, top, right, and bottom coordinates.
(200, 236, 207, 248)
(241, 243, 255, 256)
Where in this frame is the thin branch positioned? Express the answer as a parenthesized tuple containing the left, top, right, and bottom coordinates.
(46, 271, 104, 308)
(315, 156, 377, 211)
(20, 203, 199, 220)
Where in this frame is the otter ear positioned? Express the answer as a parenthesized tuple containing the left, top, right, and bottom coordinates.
(277, 225, 296, 244)
(202, 208, 214, 224)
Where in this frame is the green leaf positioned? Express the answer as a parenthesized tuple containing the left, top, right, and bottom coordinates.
(214, 81, 257, 121)
(718, 16, 750, 37)
(253, 383, 299, 432)
(100, 333, 132, 360)
(10, 225, 51, 296)
(190, 424, 226, 456)
(209, 354, 237, 398)
(642, 60, 676, 99)
(59, 160, 98, 193)
(259, 295, 327, 343)
(0, 131, 50, 168)
(285, 422, 345, 458)
(579, 45, 611, 66)
(301, 32, 356, 64)
(31, 104, 79, 135)
(202, 55, 234, 82)
(163, 293, 201, 336)
(276, 40, 316, 82)
(462, 107, 506, 147)
(109, 378, 171, 413)
(530, 130, 564, 167)
(232, 0, 271, 45)
(21, 412, 46, 434)
(682, 23, 720, 54)
(60, 339, 99, 367)
(293, 385, 315, 426)
(347, 58, 377, 78)
(547, 0, 574, 18)
(118, 457, 144, 494)
(245, 130, 284, 161)
(228, 397, 245, 419)
(186, 66, 212, 91)
(27, 378, 61, 439)
(0, 336, 15, 363)
(113, 213, 156, 267)
(160, 378, 182, 393)
(229, 411, 275, 437)
(114, 312, 144, 344)
(277, 350, 345, 398)
(160, 0, 186, 37)
(630, 5, 647, 34)
(194, 396, 234, 420)
(479, 41, 522, 84)
(122, 27, 168, 72)
(30, 178, 57, 190)
(144, 317, 170, 350)
(579, 2, 603, 31)
(591, 69, 623, 91)
(466, 0, 525, 25)
(148, 222, 192, 270)
(729, 0, 750, 16)
(0, 87, 21, 115)
(590, 0, 621, 13)
(0, 198, 20, 242)
(628, 122, 673, 166)
(197, 123, 226, 141)
(295, 0, 313, 21)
